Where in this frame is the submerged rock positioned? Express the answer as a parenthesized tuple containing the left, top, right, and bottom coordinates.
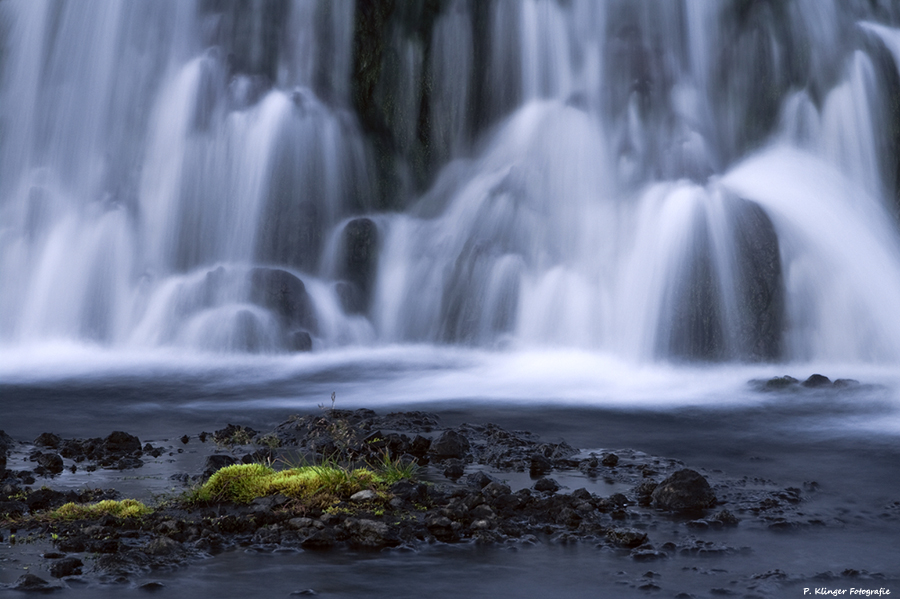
(802, 374, 832, 388)
(763, 375, 799, 390)
(247, 267, 318, 344)
(13, 573, 55, 591)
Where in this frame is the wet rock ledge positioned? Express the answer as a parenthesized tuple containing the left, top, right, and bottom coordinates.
(0, 409, 831, 591)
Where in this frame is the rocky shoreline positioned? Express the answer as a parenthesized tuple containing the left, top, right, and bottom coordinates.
(0, 398, 895, 595)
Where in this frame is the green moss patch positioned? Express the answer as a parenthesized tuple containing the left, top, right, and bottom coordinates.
(50, 499, 152, 520)
(194, 463, 388, 504)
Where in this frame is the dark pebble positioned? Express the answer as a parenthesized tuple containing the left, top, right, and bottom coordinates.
(533, 477, 560, 493)
(442, 462, 465, 480)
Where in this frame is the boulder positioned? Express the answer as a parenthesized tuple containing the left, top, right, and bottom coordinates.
(429, 430, 470, 459)
(802, 374, 832, 388)
(651, 469, 716, 511)
(248, 267, 318, 339)
(35, 453, 64, 475)
(34, 433, 61, 449)
(103, 431, 142, 455)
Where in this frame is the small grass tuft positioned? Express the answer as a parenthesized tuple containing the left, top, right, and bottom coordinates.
(372, 451, 419, 485)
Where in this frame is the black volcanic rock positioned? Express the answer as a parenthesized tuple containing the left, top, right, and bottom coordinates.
(429, 430, 470, 459)
(651, 469, 716, 511)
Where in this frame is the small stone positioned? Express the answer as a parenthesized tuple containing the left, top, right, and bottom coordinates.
(764, 375, 799, 390)
(49, 557, 83, 578)
(601, 453, 619, 467)
(711, 509, 739, 526)
(465, 471, 498, 489)
(350, 490, 376, 502)
(443, 461, 465, 480)
(533, 477, 560, 493)
(606, 528, 647, 548)
(529, 454, 552, 475)
(145, 536, 181, 556)
(288, 517, 314, 530)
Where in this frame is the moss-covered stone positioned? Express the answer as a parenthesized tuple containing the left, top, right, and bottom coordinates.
(194, 463, 384, 504)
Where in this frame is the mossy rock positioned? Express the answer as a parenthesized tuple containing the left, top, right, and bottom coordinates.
(195, 463, 383, 504)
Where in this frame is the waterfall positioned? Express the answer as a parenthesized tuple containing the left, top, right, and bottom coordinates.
(2, 0, 900, 363)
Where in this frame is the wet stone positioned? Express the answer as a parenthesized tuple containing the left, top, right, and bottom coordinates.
(802, 374, 832, 388)
(651, 469, 716, 511)
(49, 557, 83, 578)
(429, 430, 470, 459)
(533, 477, 560, 493)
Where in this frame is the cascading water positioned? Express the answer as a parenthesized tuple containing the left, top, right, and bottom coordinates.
(2, 0, 900, 364)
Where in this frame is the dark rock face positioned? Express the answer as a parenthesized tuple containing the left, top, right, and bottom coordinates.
(730, 198, 784, 361)
(247, 267, 318, 349)
(662, 209, 725, 361)
(651, 469, 717, 511)
(661, 197, 784, 362)
(429, 430, 470, 459)
(710, 0, 809, 163)
(337, 218, 380, 314)
(352, 0, 453, 207)
(197, 0, 289, 82)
